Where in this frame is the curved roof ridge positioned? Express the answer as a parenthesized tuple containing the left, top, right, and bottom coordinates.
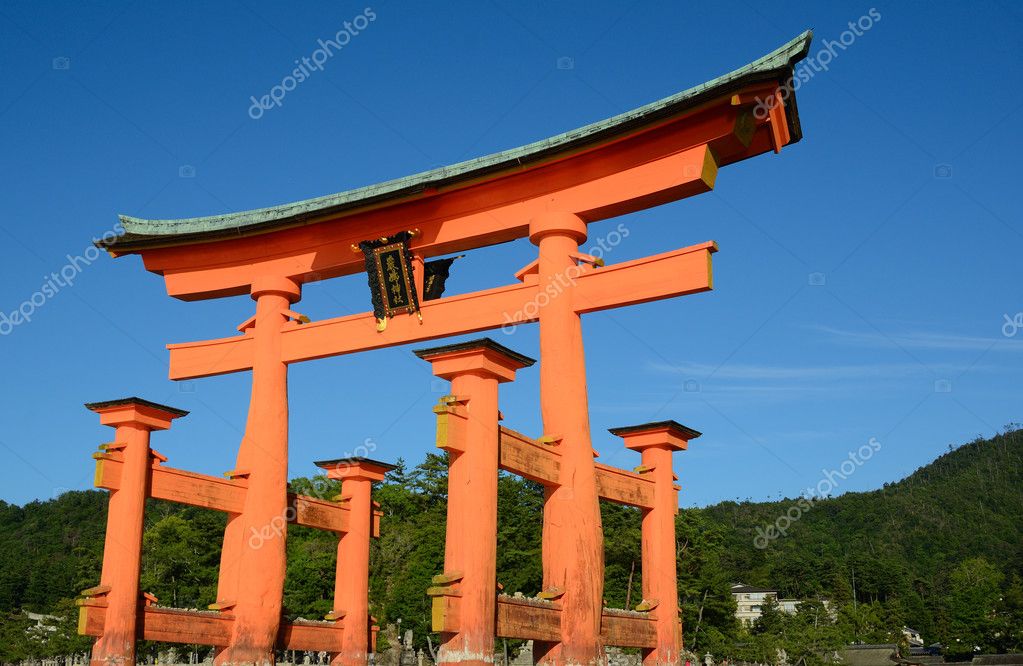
(112, 30, 812, 244)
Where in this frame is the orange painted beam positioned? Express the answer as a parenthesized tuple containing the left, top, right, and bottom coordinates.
(94, 452, 244, 512)
(497, 427, 655, 508)
(600, 610, 661, 649)
(79, 603, 234, 647)
(276, 619, 346, 652)
(152, 143, 718, 301)
(427, 595, 658, 648)
(166, 241, 716, 380)
(497, 427, 560, 485)
(496, 597, 562, 643)
(93, 453, 379, 535)
(78, 604, 363, 651)
(593, 463, 655, 509)
(120, 75, 792, 302)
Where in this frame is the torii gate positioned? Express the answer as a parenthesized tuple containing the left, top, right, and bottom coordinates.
(80, 31, 811, 666)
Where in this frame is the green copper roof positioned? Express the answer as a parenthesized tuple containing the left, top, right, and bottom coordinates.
(106, 30, 812, 250)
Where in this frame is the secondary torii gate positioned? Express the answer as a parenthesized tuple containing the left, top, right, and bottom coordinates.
(83, 31, 811, 666)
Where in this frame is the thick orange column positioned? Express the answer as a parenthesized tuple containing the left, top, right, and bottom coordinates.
(216, 275, 301, 665)
(415, 339, 535, 666)
(317, 458, 396, 666)
(530, 211, 604, 666)
(85, 398, 187, 666)
(610, 421, 700, 666)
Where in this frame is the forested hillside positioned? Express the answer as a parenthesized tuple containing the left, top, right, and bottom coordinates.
(1, 429, 1020, 661)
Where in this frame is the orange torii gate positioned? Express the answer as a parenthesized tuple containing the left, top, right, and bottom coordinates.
(79, 31, 811, 666)
(79, 398, 390, 660)
(415, 338, 700, 665)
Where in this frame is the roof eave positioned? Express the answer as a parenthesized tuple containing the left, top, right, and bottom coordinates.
(99, 30, 812, 254)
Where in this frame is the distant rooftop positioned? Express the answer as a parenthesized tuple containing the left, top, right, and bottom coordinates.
(730, 584, 778, 594)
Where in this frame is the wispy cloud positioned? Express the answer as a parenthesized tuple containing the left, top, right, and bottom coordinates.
(640, 357, 1005, 408)
(647, 360, 980, 381)
(810, 324, 1021, 352)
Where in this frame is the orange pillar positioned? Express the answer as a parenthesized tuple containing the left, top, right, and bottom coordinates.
(85, 398, 187, 666)
(529, 211, 604, 666)
(610, 421, 700, 666)
(317, 457, 396, 666)
(216, 275, 301, 665)
(415, 338, 535, 666)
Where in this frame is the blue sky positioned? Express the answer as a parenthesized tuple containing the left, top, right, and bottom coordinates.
(1, 1, 1020, 508)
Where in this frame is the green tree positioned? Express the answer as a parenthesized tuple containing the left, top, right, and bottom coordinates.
(0, 610, 34, 661)
(677, 510, 738, 655)
(140, 514, 218, 609)
(37, 598, 93, 657)
(944, 557, 1004, 657)
(993, 574, 1023, 653)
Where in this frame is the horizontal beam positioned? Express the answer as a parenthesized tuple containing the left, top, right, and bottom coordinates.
(95, 452, 244, 512)
(155, 143, 719, 301)
(601, 610, 663, 648)
(128, 74, 790, 302)
(594, 462, 655, 508)
(496, 596, 561, 642)
(498, 427, 654, 509)
(167, 241, 716, 380)
(94, 453, 379, 535)
(79, 603, 232, 646)
(430, 595, 657, 648)
(498, 427, 559, 485)
(78, 603, 364, 651)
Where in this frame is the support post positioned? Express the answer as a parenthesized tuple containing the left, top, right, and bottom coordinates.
(316, 457, 396, 666)
(216, 275, 301, 665)
(84, 398, 187, 666)
(529, 211, 604, 666)
(610, 421, 700, 666)
(415, 338, 535, 666)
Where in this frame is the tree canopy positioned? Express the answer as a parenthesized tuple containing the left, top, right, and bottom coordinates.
(0, 429, 1020, 661)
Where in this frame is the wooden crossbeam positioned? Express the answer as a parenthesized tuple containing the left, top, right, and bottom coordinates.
(496, 596, 561, 642)
(167, 241, 716, 380)
(593, 463, 655, 508)
(95, 452, 245, 512)
(428, 595, 657, 648)
(498, 427, 654, 509)
(93, 453, 379, 536)
(78, 604, 362, 651)
(79, 603, 232, 646)
(498, 427, 559, 484)
(600, 610, 663, 648)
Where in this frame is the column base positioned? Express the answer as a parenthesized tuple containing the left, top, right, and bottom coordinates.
(214, 645, 275, 666)
(89, 634, 135, 666)
(534, 642, 607, 666)
(331, 650, 369, 666)
(642, 647, 681, 666)
(438, 652, 496, 666)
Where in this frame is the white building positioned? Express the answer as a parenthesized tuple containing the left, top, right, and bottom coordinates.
(730, 583, 825, 625)
(731, 584, 781, 625)
(902, 626, 924, 647)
